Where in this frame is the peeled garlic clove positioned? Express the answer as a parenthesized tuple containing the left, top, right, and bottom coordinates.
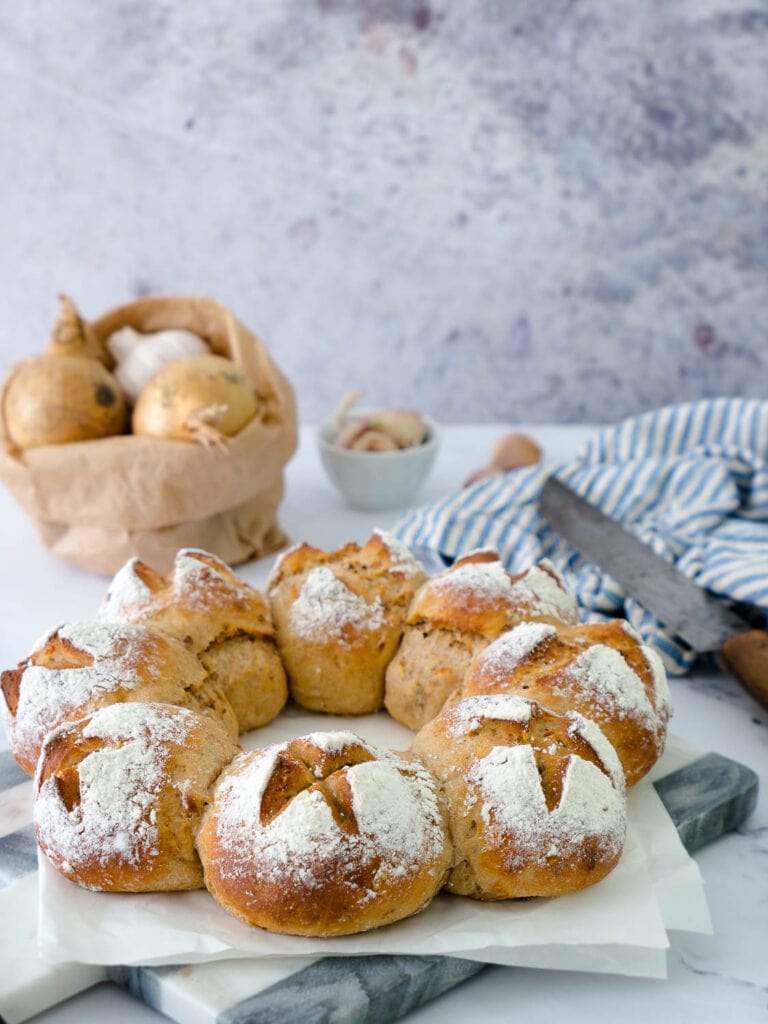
(490, 432, 541, 470)
(108, 327, 210, 403)
(367, 409, 427, 448)
(348, 428, 400, 451)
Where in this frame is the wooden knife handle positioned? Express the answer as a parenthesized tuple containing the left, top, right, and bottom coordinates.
(721, 631, 768, 710)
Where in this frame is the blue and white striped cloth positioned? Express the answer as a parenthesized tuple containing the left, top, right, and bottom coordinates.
(393, 399, 768, 675)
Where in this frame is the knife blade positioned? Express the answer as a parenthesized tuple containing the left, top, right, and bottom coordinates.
(539, 475, 768, 709)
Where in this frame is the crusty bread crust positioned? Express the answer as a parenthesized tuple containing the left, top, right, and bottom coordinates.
(385, 553, 579, 731)
(1, 621, 238, 775)
(410, 695, 626, 899)
(267, 531, 427, 714)
(462, 619, 672, 786)
(34, 702, 240, 892)
(98, 548, 287, 732)
(197, 731, 452, 935)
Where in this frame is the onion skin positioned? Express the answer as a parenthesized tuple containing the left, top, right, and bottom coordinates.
(3, 355, 127, 449)
(47, 294, 110, 365)
(131, 354, 258, 444)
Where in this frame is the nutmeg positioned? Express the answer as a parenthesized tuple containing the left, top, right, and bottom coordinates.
(490, 432, 541, 470)
(464, 432, 541, 488)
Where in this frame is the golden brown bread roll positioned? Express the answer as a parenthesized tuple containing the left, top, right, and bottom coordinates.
(409, 694, 626, 899)
(462, 619, 672, 786)
(197, 730, 452, 936)
(34, 701, 240, 891)
(98, 548, 287, 732)
(0, 620, 238, 775)
(267, 530, 427, 714)
(384, 550, 579, 731)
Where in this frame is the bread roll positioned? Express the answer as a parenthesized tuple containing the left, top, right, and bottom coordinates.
(197, 730, 452, 935)
(384, 550, 579, 730)
(462, 619, 672, 785)
(409, 694, 626, 899)
(99, 548, 287, 732)
(267, 530, 427, 713)
(0, 620, 238, 775)
(35, 702, 240, 891)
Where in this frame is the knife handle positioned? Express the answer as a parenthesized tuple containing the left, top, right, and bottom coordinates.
(721, 631, 768, 710)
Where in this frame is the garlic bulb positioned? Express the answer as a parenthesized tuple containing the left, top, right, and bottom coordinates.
(106, 326, 209, 403)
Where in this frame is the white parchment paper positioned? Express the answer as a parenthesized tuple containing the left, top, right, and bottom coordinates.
(37, 711, 710, 978)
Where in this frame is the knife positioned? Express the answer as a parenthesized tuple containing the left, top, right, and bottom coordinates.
(539, 475, 768, 710)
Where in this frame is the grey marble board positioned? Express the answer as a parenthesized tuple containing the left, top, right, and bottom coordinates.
(0, 746, 758, 1024)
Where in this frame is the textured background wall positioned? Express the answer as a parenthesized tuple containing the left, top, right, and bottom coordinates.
(2, 0, 767, 424)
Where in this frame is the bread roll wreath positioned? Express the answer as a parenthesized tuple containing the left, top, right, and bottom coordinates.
(0, 532, 672, 937)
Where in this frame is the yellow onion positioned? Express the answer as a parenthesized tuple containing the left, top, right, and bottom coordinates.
(2, 354, 127, 449)
(132, 354, 259, 446)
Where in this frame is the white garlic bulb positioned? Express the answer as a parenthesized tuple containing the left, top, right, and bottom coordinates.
(106, 326, 209, 402)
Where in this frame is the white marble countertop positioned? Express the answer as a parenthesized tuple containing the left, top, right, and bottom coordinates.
(1, 423, 766, 1023)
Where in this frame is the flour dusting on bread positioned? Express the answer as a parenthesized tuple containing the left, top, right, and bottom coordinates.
(288, 566, 385, 643)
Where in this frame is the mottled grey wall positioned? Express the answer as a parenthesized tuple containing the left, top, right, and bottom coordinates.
(2, 1, 767, 424)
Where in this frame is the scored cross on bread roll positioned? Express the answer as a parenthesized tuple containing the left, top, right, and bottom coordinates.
(0, 620, 238, 776)
(98, 548, 287, 732)
(384, 550, 580, 731)
(462, 619, 673, 786)
(197, 731, 452, 936)
(34, 701, 240, 892)
(409, 693, 626, 899)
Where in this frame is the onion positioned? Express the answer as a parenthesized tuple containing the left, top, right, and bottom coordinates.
(1, 294, 128, 449)
(131, 354, 259, 446)
(48, 293, 110, 364)
(3, 355, 127, 449)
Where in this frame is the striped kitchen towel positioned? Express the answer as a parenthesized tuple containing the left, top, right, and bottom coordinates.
(393, 398, 768, 675)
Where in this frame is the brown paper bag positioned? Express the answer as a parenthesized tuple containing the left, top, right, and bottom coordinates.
(0, 296, 298, 575)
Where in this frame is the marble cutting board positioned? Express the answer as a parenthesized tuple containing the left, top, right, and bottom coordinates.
(0, 741, 758, 1024)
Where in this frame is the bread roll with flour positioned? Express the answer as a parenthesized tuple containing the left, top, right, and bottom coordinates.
(1, 620, 238, 776)
(462, 619, 672, 785)
(409, 694, 626, 899)
(99, 548, 287, 732)
(385, 550, 579, 731)
(197, 731, 452, 935)
(267, 531, 427, 713)
(34, 702, 240, 891)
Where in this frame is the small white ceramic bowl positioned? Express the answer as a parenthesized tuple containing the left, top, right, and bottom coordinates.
(318, 414, 440, 510)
